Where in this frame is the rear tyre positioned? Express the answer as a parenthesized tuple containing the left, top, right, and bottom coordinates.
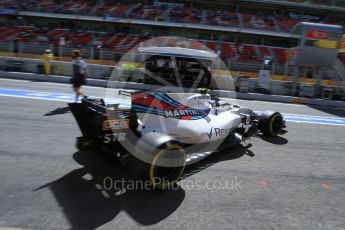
(259, 111, 284, 137)
(128, 141, 186, 190)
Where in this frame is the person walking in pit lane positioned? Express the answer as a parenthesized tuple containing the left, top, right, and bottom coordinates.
(71, 50, 87, 102)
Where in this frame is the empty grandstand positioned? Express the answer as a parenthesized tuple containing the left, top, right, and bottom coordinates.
(0, 0, 344, 98)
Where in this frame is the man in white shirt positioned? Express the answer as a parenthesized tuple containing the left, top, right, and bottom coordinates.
(71, 50, 87, 102)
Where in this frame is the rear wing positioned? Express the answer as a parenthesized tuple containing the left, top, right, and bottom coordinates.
(68, 98, 138, 137)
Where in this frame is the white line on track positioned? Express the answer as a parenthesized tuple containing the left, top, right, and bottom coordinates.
(287, 120, 345, 126)
(31, 82, 70, 86)
(33, 81, 104, 89)
(283, 113, 345, 119)
(0, 93, 70, 102)
(216, 98, 305, 107)
(0, 77, 103, 89)
(0, 78, 31, 83)
(249, 100, 305, 107)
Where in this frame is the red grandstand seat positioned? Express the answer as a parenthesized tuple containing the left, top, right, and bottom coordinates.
(149, 37, 164, 47)
(273, 48, 287, 64)
(0, 26, 32, 42)
(47, 29, 66, 39)
(97, 34, 113, 45)
(69, 33, 92, 46)
(238, 44, 259, 62)
(205, 41, 216, 51)
(220, 42, 236, 58)
(165, 39, 177, 47)
(112, 34, 145, 52)
(107, 35, 125, 49)
(278, 19, 300, 32)
(189, 40, 201, 50)
(259, 47, 271, 57)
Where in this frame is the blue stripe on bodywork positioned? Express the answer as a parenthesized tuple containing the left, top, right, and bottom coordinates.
(148, 92, 180, 107)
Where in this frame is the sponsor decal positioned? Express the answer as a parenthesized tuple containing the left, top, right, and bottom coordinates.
(305, 30, 328, 40)
(207, 126, 236, 139)
(104, 133, 126, 143)
(102, 119, 129, 131)
(292, 50, 300, 57)
(207, 127, 213, 139)
(164, 109, 205, 118)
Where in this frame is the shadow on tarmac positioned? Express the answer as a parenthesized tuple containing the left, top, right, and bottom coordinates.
(183, 145, 253, 178)
(44, 107, 70, 116)
(33, 144, 253, 229)
(256, 134, 288, 145)
(34, 150, 185, 229)
(247, 126, 289, 146)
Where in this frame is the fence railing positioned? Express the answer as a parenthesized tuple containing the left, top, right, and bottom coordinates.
(0, 41, 124, 62)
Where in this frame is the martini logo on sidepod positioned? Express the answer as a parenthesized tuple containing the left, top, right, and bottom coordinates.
(164, 109, 204, 118)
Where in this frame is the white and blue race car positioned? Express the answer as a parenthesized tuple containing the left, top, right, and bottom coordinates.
(69, 90, 285, 189)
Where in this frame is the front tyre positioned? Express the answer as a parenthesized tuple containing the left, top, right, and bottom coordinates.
(259, 111, 284, 137)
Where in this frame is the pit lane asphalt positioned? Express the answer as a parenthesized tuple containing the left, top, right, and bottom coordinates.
(0, 78, 345, 230)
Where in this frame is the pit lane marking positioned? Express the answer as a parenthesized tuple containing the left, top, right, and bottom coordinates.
(0, 228, 31, 230)
(0, 88, 131, 106)
(282, 113, 345, 126)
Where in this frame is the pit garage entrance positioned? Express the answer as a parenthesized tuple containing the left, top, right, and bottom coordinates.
(288, 22, 343, 97)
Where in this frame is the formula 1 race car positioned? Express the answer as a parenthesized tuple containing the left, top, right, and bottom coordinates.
(68, 90, 285, 189)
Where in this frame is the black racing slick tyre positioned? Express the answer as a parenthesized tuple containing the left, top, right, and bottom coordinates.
(75, 136, 100, 150)
(128, 135, 186, 190)
(259, 111, 284, 137)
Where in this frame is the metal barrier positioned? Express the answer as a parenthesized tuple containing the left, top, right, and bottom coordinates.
(270, 81, 293, 96)
(0, 41, 123, 61)
(0, 41, 12, 53)
(299, 84, 316, 98)
(20, 43, 52, 55)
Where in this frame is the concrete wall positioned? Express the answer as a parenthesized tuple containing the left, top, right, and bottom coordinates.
(0, 56, 114, 79)
(0, 56, 344, 100)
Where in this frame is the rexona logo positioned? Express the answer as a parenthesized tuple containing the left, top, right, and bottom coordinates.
(164, 109, 204, 118)
(103, 119, 129, 131)
(207, 127, 236, 139)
